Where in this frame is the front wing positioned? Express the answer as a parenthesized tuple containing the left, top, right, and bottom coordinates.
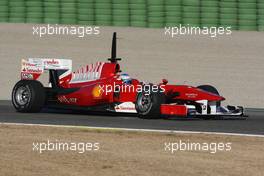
(160, 104, 244, 118)
(112, 101, 245, 118)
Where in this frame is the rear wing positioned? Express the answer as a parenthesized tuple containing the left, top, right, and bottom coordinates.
(21, 58, 72, 80)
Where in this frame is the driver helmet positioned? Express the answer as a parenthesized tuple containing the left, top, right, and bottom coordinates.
(120, 73, 132, 84)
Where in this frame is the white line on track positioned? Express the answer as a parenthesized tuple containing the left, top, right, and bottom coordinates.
(1, 122, 264, 138)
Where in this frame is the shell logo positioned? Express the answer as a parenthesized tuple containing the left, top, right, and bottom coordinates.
(92, 85, 103, 99)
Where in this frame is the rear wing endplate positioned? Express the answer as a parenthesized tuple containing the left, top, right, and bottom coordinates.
(21, 58, 72, 80)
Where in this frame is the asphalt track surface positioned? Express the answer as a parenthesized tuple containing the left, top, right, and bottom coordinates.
(0, 101, 263, 135)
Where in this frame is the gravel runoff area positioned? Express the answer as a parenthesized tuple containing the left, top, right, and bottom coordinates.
(0, 124, 263, 176)
(0, 23, 263, 108)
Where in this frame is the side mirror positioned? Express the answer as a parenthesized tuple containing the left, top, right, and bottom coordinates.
(162, 79, 168, 85)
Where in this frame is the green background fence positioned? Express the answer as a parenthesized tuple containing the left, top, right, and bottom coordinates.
(0, 0, 264, 31)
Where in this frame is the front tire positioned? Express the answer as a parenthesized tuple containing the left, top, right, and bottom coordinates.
(12, 80, 46, 112)
(197, 84, 221, 107)
(135, 87, 165, 119)
(197, 85, 220, 95)
(197, 85, 221, 119)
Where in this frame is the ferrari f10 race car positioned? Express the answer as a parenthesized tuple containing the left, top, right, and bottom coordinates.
(12, 33, 244, 119)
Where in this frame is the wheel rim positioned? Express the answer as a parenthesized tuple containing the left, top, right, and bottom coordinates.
(137, 93, 152, 112)
(15, 86, 30, 106)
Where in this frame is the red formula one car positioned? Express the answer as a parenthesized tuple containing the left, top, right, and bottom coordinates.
(12, 33, 244, 119)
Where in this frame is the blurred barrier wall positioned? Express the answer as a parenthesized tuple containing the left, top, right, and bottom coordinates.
(0, 0, 264, 31)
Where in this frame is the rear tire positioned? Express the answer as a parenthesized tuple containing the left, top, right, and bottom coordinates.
(135, 86, 165, 119)
(12, 80, 46, 112)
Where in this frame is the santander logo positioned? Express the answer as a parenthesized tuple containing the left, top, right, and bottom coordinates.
(23, 68, 42, 73)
